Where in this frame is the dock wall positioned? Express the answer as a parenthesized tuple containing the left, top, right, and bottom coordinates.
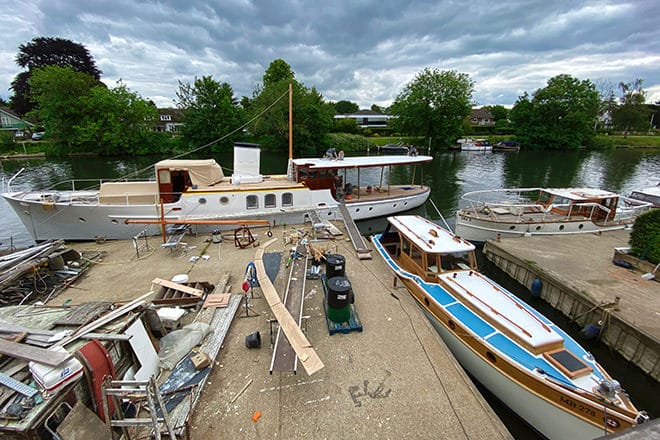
(483, 241, 660, 382)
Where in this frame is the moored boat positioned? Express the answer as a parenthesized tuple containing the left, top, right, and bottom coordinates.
(455, 187, 653, 243)
(493, 141, 520, 152)
(456, 138, 492, 151)
(1, 143, 432, 241)
(628, 184, 660, 208)
(371, 215, 648, 439)
(378, 143, 409, 155)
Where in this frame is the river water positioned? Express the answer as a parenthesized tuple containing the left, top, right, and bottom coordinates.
(1, 148, 659, 437)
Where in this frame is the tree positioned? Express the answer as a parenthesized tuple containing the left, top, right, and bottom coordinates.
(485, 105, 509, 121)
(28, 65, 98, 151)
(334, 100, 359, 114)
(11, 37, 102, 115)
(76, 82, 158, 155)
(389, 68, 474, 146)
(248, 59, 334, 155)
(612, 79, 649, 137)
(262, 59, 295, 87)
(371, 104, 385, 113)
(176, 76, 245, 151)
(510, 74, 599, 149)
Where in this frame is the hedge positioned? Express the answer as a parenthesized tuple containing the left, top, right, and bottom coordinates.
(629, 209, 660, 264)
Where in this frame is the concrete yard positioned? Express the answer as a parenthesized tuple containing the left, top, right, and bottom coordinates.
(483, 230, 660, 381)
(59, 223, 511, 439)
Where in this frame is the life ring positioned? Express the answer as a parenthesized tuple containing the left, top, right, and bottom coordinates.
(267, 230, 273, 238)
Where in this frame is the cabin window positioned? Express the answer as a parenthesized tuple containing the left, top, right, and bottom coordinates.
(246, 195, 258, 209)
(282, 193, 293, 207)
(198, 198, 207, 205)
(265, 194, 276, 208)
(410, 245, 424, 268)
(401, 238, 411, 257)
(158, 170, 171, 184)
(219, 196, 229, 205)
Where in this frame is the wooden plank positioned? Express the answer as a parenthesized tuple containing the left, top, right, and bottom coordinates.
(0, 339, 72, 366)
(57, 401, 112, 439)
(255, 239, 324, 376)
(203, 294, 230, 308)
(54, 291, 152, 348)
(152, 278, 203, 298)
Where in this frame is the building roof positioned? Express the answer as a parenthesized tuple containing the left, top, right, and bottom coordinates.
(471, 108, 493, 120)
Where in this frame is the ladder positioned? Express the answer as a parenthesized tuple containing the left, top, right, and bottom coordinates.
(101, 376, 178, 439)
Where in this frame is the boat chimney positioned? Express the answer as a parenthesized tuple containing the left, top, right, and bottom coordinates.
(232, 142, 264, 184)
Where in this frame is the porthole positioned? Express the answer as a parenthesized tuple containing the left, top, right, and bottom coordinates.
(559, 225, 565, 231)
(509, 225, 516, 230)
(404, 202, 408, 206)
(219, 196, 229, 205)
(369, 207, 373, 211)
(23, 211, 30, 215)
(424, 297, 430, 306)
(578, 224, 584, 230)
(355, 208, 360, 212)
(78, 217, 86, 223)
(393, 203, 397, 208)
(111, 219, 119, 224)
(198, 198, 207, 205)
(448, 320, 456, 330)
(486, 351, 497, 363)
(535, 226, 541, 231)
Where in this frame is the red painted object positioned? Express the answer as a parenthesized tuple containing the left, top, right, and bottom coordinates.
(76, 339, 117, 420)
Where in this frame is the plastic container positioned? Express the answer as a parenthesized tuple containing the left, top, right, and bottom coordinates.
(171, 274, 189, 284)
(325, 254, 346, 278)
(29, 347, 83, 394)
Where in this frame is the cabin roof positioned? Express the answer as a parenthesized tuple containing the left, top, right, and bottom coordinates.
(387, 215, 475, 254)
(438, 271, 564, 349)
(291, 155, 432, 170)
(543, 188, 619, 201)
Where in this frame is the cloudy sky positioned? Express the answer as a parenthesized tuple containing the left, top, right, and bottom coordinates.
(1, 0, 659, 110)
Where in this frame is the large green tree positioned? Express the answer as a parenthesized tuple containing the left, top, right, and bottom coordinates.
(510, 74, 599, 149)
(248, 59, 334, 155)
(334, 100, 359, 114)
(176, 76, 245, 151)
(11, 37, 102, 115)
(389, 68, 474, 146)
(76, 82, 158, 155)
(612, 79, 650, 137)
(28, 65, 97, 151)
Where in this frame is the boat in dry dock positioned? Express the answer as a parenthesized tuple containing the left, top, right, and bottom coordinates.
(1, 143, 431, 241)
(454, 187, 653, 242)
(371, 215, 648, 439)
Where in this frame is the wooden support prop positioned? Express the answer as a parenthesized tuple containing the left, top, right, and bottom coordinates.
(152, 278, 204, 298)
(255, 239, 324, 375)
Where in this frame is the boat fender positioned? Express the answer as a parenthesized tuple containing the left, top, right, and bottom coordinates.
(580, 321, 602, 340)
(530, 278, 543, 298)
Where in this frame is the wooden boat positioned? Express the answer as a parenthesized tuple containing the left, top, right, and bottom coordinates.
(455, 187, 653, 242)
(371, 215, 648, 439)
(1, 143, 432, 241)
(493, 141, 520, 152)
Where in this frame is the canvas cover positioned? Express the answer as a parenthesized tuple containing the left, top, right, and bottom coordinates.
(98, 182, 159, 205)
(155, 159, 225, 187)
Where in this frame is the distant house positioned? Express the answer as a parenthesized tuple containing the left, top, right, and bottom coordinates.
(0, 107, 35, 137)
(334, 109, 393, 128)
(155, 108, 184, 132)
(469, 108, 495, 126)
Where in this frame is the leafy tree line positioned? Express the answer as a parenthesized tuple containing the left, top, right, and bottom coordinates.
(6, 37, 655, 156)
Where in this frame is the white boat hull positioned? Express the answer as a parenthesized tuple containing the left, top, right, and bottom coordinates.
(454, 215, 627, 242)
(422, 306, 606, 440)
(3, 186, 430, 241)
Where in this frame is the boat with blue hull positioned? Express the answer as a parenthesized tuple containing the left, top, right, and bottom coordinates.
(371, 215, 647, 439)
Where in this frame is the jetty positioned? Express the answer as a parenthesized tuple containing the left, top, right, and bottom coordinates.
(0, 221, 511, 439)
(483, 230, 660, 381)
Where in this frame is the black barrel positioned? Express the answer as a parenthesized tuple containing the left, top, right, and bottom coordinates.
(325, 253, 346, 278)
(327, 276, 353, 309)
